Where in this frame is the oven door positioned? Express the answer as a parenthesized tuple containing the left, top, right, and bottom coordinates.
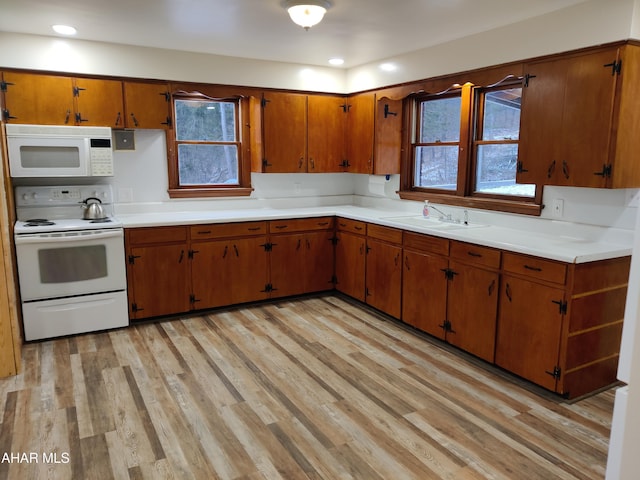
(14, 228, 126, 301)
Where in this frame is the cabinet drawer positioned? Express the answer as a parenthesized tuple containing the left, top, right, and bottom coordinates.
(336, 217, 367, 235)
(502, 252, 567, 285)
(450, 241, 501, 269)
(190, 221, 267, 240)
(127, 226, 187, 245)
(269, 217, 334, 233)
(403, 231, 449, 256)
(367, 223, 403, 244)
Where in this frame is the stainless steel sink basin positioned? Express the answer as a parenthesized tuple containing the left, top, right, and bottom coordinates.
(381, 215, 489, 231)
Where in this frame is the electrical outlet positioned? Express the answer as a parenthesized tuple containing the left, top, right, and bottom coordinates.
(552, 198, 564, 218)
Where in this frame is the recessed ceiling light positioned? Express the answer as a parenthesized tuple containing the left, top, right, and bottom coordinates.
(328, 58, 344, 66)
(379, 63, 397, 72)
(52, 25, 77, 36)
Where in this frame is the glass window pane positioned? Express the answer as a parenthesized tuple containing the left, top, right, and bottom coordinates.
(175, 100, 236, 142)
(414, 145, 458, 190)
(482, 88, 522, 141)
(475, 144, 534, 197)
(420, 96, 461, 143)
(178, 144, 239, 185)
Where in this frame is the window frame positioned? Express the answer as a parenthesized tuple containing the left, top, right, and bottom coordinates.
(399, 79, 543, 216)
(167, 90, 253, 198)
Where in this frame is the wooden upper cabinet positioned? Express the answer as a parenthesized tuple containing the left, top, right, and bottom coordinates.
(307, 94, 346, 173)
(74, 78, 124, 127)
(2, 72, 75, 125)
(346, 92, 375, 173)
(1, 72, 124, 127)
(518, 45, 640, 188)
(373, 96, 402, 175)
(345, 92, 402, 175)
(123, 81, 172, 129)
(261, 91, 307, 172)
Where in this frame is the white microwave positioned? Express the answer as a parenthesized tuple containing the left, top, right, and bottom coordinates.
(5, 124, 114, 177)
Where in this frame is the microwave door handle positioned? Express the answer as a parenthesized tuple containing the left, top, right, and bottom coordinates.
(14, 230, 123, 244)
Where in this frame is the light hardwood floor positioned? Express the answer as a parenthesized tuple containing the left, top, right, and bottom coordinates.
(0, 295, 615, 479)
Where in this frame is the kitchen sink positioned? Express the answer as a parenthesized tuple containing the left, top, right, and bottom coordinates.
(381, 215, 489, 231)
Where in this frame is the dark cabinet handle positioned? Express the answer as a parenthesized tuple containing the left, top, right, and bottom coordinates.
(115, 112, 122, 126)
(317, 222, 329, 226)
(130, 113, 139, 127)
(296, 239, 302, 251)
(64, 109, 71, 124)
(354, 226, 363, 231)
(524, 265, 542, 272)
(222, 245, 228, 258)
(247, 227, 261, 231)
(275, 225, 288, 230)
(404, 255, 410, 271)
(505, 283, 512, 302)
(488, 279, 495, 296)
(178, 250, 184, 263)
(562, 160, 570, 179)
(467, 251, 482, 258)
(234, 244, 239, 257)
(197, 230, 212, 235)
(547, 160, 556, 179)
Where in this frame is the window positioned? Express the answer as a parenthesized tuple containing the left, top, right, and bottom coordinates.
(414, 94, 461, 191)
(168, 92, 253, 198)
(402, 80, 541, 215)
(473, 85, 534, 199)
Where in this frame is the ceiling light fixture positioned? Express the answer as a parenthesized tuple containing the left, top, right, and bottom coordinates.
(285, 0, 332, 30)
(52, 24, 77, 36)
(328, 58, 344, 66)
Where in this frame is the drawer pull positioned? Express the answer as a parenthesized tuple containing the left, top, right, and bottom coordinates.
(339, 223, 347, 227)
(247, 227, 261, 231)
(354, 226, 363, 231)
(275, 225, 288, 230)
(467, 251, 482, 258)
(197, 230, 212, 235)
(317, 221, 329, 226)
(524, 265, 542, 272)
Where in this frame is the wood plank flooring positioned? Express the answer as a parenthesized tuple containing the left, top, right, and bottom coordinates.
(0, 294, 615, 479)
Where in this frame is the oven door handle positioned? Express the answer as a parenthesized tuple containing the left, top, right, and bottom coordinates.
(15, 229, 123, 244)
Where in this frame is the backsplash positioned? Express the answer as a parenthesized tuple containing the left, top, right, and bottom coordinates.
(111, 130, 637, 231)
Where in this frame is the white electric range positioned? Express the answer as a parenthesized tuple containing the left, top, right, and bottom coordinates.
(14, 185, 129, 341)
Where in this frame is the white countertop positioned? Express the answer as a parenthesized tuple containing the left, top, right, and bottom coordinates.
(117, 204, 632, 264)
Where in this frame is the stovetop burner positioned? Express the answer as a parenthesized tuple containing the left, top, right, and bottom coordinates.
(85, 218, 113, 224)
(24, 219, 56, 227)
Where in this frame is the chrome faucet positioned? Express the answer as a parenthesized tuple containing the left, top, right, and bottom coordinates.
(425, 201, 454, 222)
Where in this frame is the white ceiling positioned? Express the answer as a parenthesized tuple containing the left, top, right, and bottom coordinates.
(0, 0, 588, 69)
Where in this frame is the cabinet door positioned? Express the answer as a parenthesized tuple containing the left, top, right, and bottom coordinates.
(335, 232, 366, 301)
(402, 250, 448, 338)
(123, 81, 171, 129)
(2, 72, 74, 125)
(373, 97, 403, 175)
(231, 237, 269, 304)
(446, 261, 499, 362)
(191, 240, 234, 309)
(495, 275, 565, 391)
(305, 230, 335, 292)
(262, 91, 307, 172)
(74, 78, 124, 127)
(365, 238, 402, 319)
(346, 92, 374, 173)
(518, 59, 565, 185)
(559, 48, 619, 187)
(270, 233, 307, 298)
(129, 244, 190, 319)
(308, 95, 346, 173)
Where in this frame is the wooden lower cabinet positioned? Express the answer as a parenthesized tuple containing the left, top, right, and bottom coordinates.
(269, 217, 335, 297)
(402, 234, 448, 336)
(191, 236, 269, 308)
(126, 226, 191, 320)
(365, 224, 403, 318)
(335, 219, 367, 302)
(495, 275, 565, 391)
(495, 253, 630, 398)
